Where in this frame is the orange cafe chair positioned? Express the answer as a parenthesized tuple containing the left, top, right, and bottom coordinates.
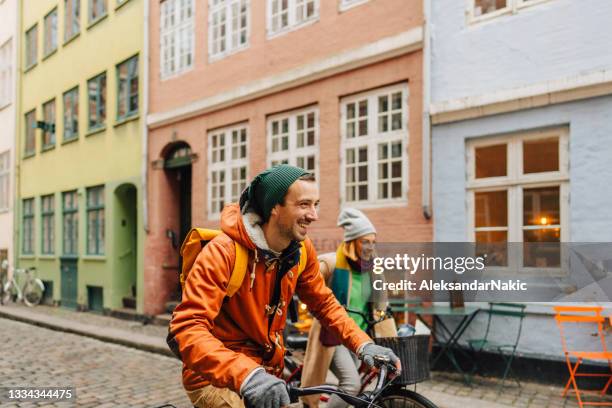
(554, 305, 612, 407)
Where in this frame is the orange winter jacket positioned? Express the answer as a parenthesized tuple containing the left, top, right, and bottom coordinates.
(168, 204, 372, 393)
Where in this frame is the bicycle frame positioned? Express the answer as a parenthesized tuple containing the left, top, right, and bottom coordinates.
(3, 268, 44, 305)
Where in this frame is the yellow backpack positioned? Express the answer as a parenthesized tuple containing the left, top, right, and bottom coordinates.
(179, 228, 308, 297)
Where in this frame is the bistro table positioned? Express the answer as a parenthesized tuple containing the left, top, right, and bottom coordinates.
(391, 304, 481, 384)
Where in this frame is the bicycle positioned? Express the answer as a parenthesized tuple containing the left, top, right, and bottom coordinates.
(284, 306, 439, 407)
(1, 267, 45, 307)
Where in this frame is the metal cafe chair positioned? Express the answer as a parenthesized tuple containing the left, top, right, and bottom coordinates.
(467, 302, 526, 391)
(554, 305, 612, 408)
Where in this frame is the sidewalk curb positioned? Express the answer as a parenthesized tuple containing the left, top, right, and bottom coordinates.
(0, 306, 175, 358)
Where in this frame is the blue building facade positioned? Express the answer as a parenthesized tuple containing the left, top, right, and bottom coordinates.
(430, 0, 612, 358)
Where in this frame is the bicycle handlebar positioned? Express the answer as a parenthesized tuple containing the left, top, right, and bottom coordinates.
(287, 355, 396, 407)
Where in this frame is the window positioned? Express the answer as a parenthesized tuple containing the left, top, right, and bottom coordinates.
(88, 72, 106, 129)
(160, 0, 194, 78)
(0, 151, 9, 211)
(116, 56, 138, 120)
(89, 0, 107, 23)
(208, 124, 248, 217)
(44, 8, 58, 56)
(25, 24, 38, 69)
(0, 39, 12, 107)
(209, 0, 249, 60)
(467, 129, 569, 269)
(63, 190, 78, 255)
(24, 110, 36, 156)
(267, 107, 318, 177)
(63, 87, 79, 141)
(267, 0, 318, 36)
(64, 0, 81, 42)
(42, 99, 56, 149)
(339, 0, 369, 11)
(22, 198, 35, 255)
(41, 194, 55, 255)
(86, 185, 104, 255)
(340, 84, 408, 206)
(468, 0, 551, 23)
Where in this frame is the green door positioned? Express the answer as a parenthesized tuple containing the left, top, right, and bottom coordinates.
(60, 258, 78, 309)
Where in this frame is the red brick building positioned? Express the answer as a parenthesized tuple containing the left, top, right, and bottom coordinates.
(144, 0, 429, 315)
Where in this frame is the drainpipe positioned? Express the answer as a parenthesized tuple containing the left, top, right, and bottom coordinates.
(13, 0, 23, 271)
(142, 0, 150, 233)
(422, 0, 432, 220)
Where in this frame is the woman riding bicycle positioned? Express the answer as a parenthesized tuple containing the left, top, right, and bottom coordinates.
(302, 208, 388, 408)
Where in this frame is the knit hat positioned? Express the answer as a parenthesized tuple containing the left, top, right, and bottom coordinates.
(337, 208, 376, 242)
(239, 164, 310, 222)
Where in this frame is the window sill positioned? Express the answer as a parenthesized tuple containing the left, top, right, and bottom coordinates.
(62, 136, 79, 145)
(342, 199, 409, 210)
(41, 144, 56, 153)
(23, 151, 36, 160)
(208, 44, 249, 64)
(87, 13, 108, 31)
(0, 208, 9, 214)
(39, 255, 56, 260)
(86, 125, 106, 137)
(160, 66, 195, 81)
(63, 32, 80, 47)
(42, 48, 58, 62)
(114, 114, 139, 128)
(19, 254, 36, 260)
(339, 0, 369, 12)
(24, 63, 37, 74)
(0, 101, 12, 112)
(115, 0, 132, 12)
(83, 255, 106, 262)
(267, 17, 319, 40)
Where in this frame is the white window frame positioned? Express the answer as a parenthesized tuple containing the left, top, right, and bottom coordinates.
(266, 106, 319, 182)
(208, 0, 250, 62)
(0, 38, 12, 108)
(340, 83, 409, 209)
(466, 128, 570, 275)
(160, 0, 195, 80)
(0, 151, 9, 212)
(43, 7, 58, 57)
(467, 0, 554, 24)
(207, 123, 249, 219)
(339, 0, 369, 12)
(266, 0, 319, 39)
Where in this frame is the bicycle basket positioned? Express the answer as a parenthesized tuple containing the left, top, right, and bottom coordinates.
(375, 334, 430, 385)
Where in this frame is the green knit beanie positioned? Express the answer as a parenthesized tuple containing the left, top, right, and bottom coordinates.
(239, 164, 310, 222)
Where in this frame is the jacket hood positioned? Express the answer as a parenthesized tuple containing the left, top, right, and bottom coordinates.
(220, 203, 275, 253)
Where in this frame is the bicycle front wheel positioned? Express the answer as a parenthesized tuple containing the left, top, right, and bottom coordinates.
(2, 280, 14, 305)
(23, 279, 44, 307)
(373, 388, 439, 408)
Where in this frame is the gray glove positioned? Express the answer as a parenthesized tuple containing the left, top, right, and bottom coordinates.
(242, 369, 290, 408)
(359, 343, 402, 374)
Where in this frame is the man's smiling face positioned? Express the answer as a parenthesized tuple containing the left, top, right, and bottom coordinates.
(273, 179, 320, 242)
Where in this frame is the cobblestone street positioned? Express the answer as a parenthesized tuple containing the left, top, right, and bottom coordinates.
(0, 318, 191, 408)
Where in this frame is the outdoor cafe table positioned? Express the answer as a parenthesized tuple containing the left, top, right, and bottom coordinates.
(391, 304, 481, 383)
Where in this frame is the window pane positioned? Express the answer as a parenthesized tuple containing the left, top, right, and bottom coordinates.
(523, 138, 559, 174)
(475, 232, 507, 266)
(475, 190, 507, 227)
(523, 232, 560, 267)
(474, 0, 507, 16)
(523, 186, 560, 226)
(475, 144, 506, 178)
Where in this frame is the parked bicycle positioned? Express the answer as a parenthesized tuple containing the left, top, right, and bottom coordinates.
(284, 306, 439, 407)
(1, 266, 45, 307)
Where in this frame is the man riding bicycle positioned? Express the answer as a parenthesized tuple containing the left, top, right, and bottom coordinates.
(167, 165, 400, 408)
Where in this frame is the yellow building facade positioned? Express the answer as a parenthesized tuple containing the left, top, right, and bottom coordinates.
(18, 0, 144, 312)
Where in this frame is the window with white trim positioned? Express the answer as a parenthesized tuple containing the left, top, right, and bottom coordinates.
(209, 0, 249, 60)
(339, 0, 369, 11)
(267, 107, 318, 176)
(160, 0, 194, 79)
(466, 129, 569, 269)
(340, 84, 408, 207)
(44, 8, 58, 57)
(267, 0, 318, 37)
(0, 151, 9, 211)
(0, 38, 12, 107)
(468, 0, 552, 23)
(64, 0, 80, 42)
(208, 124, 249, 217)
